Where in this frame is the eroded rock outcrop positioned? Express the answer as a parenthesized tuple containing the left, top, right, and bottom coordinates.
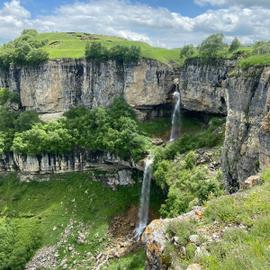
(142, 207, 204, 270)
(0, 151, 139, 187)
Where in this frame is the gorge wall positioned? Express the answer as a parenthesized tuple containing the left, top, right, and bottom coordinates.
(0, 151, 139, 187)
(1, 58, 270, 189)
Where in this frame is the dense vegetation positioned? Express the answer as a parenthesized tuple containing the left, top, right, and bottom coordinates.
(85, 42, 141, 63)
(153, 117, 225, 217)
(0, 30, 49, 68)
(0, 94, 149, 161)
(163, 168, 270, 270)
(180, 33, 270, 68)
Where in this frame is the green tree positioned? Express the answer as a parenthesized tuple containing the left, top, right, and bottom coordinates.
(14, 111, 40, 132)
(180, 45, 196, 59)
(85, 42, 109, 61)
(229, 38, 241, 52)
(253, 41, 270, 55)
(199, 33, 226, 58)
(0, 30, 48, 67)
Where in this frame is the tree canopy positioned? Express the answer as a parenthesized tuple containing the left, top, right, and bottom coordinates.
(199, 33, 226, 58)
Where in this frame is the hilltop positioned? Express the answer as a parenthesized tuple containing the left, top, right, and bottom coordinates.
(33, 32, 180, 64)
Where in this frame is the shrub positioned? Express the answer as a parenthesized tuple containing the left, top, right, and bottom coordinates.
(0, 29, 48, 67)
(156, 152, 223, 218)
(0, 88, 20, 105)
(14, 111, 41, 132)
(0, 218, 41, 270)
(85, 42, 109, 61)
(85, 42, 141, 63)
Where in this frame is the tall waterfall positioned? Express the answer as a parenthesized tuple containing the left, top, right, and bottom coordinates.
(135, 155, 153, 238)
(170, 91, 181, 142)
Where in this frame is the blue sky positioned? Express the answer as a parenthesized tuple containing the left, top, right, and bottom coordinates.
(17, 0, 209, 17)
(0, 0, 270, 47)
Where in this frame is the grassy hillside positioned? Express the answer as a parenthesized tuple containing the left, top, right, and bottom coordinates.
(0, 172, 162, 269)
(35, 32, 180, 63)
(163, 168, 270, 270)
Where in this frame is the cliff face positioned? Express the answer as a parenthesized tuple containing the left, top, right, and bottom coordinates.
(179, 59, 231, 115)
(0, 151, 138, 187)
(0, 59, 173, 120)
(222, 67, 270, 191)
(1, 59, 270, 188)
(179, 61, 270, 189)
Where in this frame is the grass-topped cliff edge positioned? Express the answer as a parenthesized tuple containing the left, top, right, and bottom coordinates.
(0, 30, 180, 65)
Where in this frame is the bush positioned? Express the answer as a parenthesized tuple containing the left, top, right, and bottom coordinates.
(0, 29, 48, 67)
(85, 42, 109, 62)
(14, 111, 41, 132)
(155, 151, 223, 218)
(0, 88, 20, 105)
(85, 42, 141, 63)
(0, 218, 41, 270)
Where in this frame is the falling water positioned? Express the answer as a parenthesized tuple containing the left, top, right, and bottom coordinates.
(170, 91, 181, 142)
(135, 155, 154, 238)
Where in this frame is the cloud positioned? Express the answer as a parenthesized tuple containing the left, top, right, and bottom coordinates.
(0, 0, 270, 48)
(195, 0, 270, 8)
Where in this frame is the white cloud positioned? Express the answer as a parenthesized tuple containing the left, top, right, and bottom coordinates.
(195, 0, 270, 8)
(0, 0, 270, 48)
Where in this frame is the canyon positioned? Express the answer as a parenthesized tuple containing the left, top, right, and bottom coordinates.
(0, 58, 269, 190)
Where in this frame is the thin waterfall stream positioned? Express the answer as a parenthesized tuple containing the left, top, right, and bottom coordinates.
(134, 90, 181, 239)
(135, 155, 153, 238)
(170, 91, 181, 142)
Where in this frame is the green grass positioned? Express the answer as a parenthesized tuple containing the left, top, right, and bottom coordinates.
(35, 32, 180, 63)
(238, 54, 270, 69)
(163, 167, 270, 270)
(0, 172, 163, 269)
(103, 248, 145, 270)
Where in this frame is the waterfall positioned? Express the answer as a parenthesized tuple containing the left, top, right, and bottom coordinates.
(170, 91, 181, 142)
(135, 155, 153, 238)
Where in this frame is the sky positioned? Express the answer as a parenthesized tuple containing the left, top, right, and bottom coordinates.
(0, 0, 270, 48)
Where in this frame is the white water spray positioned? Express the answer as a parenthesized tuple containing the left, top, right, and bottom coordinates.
(170, 91, 181, 142)
(135, 155, 153, 238)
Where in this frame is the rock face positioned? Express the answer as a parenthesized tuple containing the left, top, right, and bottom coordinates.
(0, 151, 138, 187)
(0, 59, 173, 121)
(222, 67, 270, 191)
(179, 59, 230, 115)
(1, 58, 270, 188)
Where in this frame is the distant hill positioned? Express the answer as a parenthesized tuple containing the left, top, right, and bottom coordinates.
(35, 32, 180, 63)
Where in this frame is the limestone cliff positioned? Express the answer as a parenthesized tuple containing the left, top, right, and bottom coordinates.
(223, 67, 270, 191)
(0, 151, 139, 187)
(0, 59, 173, 121)
(1, 58, 270, 189)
